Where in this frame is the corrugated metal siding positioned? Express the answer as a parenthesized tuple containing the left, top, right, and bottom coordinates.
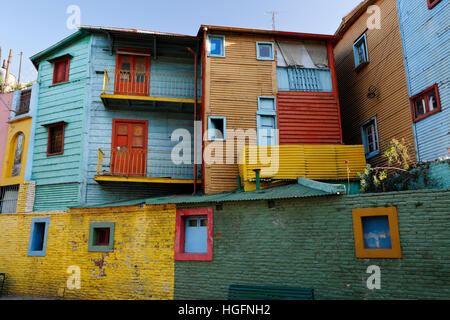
(333, 0, 416, 167)
(204, 32, 277, 194)
(397, 0, 450, 161)
(239, 144, 366, 182)
(34, 183, 81, 211)
(278, 91, 342, 145)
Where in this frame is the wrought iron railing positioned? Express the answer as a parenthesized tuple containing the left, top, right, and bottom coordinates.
(102, 69, 201, 100)
(96, 148, 199, 180)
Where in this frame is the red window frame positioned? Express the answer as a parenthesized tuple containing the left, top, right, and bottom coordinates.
(174, 208, 213, 261)
(46, 122, 66, 156)
(52, 57, 70, 85)
(427, 0, 441, 9)
(410, 84, 441, 123)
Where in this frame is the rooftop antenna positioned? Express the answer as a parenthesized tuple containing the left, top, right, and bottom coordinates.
(266, 11, 279, 30)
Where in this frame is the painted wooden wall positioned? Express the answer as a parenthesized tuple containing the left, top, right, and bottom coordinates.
(0, 93, 13, 184)
(334, 0, 416, 167)
(31, 34, 92, 211)
(397, 0, 449, 162)
(203, 31, 278, 194)
(82, 34, 198, 206)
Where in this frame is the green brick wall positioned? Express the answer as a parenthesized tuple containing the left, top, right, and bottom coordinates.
(174, 189, 450, 300)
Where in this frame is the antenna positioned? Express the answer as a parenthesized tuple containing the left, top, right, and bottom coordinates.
(266, 11, 279, 30)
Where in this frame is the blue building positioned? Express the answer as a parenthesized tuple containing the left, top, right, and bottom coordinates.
(397, 0, 449, 162)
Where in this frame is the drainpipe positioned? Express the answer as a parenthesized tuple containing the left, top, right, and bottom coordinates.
(253, 169, 261, 191)
(186, 46, 198, 194)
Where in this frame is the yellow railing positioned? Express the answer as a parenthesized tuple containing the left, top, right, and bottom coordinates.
(239, 144, 367, 183)
(101, 69, 200, 99)
(95, 148, 198, 180)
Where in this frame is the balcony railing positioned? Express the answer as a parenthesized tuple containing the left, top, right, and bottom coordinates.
(102, 69, 201, 100)
(96, 148, 199, 181)
(277, 67, 333, 92)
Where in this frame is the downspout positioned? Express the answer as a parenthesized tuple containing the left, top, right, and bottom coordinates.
(186, 46, 198, 194)
(201, 28, 207, 194)
(327, 41, 343, 144)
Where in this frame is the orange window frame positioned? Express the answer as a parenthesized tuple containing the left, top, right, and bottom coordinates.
(46, 122, 66, 156)
(114, 48, 151, 96)
(427, 0, 441, 9)
(52, 57, 70, 85)
(352, 207, 402, 259)
(410, 84, 441, 123)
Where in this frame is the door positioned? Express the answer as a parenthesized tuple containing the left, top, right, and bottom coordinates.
(111, 119, 148, 177)
(258, 115, 277, 146)
(114, 52, 150, 96)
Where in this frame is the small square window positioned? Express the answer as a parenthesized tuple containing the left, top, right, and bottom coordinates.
(27, 217, 50, 257)
(207, 35, 225, 57)
(256, 42, 274, 60)
(175, 208, 213, 261)
(360, 117, 379, 159)
(46, 122, 66, 156)
(88, 222, 115, 252)
(427, 0, 441, 9)
(353, 33, 369, 70)
(208, 116, 226, 141)
(410, 84, 441, 122)
(52, 57, 70, 85)
(352, 207, 401, 259)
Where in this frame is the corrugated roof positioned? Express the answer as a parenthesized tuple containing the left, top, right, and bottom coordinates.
(74, 178, 345, 209)
(78, 25, 197, 39)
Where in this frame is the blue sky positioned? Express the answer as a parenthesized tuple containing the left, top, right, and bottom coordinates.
(1, 0, 362, 83)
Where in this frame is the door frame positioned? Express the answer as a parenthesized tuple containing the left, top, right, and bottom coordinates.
(114, 48, 151, 96)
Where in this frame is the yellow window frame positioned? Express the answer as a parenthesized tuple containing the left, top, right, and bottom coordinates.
(352, 207, 401, 259)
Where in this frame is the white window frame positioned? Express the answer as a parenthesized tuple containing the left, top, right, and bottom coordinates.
(207, 35, 225, 58)
(256, 42, 275, 60)
(353, 33, 369, 68)
(360, 116, 380, 159)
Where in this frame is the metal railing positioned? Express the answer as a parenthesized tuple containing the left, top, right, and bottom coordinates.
(102, 69, 200, 100)
(96, 148, 198, 180)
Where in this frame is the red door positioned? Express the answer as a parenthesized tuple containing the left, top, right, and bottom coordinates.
(114, 50, 150, 96)
(111, 119, 148, 177)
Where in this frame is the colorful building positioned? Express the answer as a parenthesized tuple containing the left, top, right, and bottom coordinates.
(397, 0, 449, 162)
(334, 0, 417, 167)
(0, 84, 38, 214)
(0, 92, 13, 185)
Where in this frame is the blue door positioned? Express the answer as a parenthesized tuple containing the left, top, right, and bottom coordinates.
(184, 216, 208, 253)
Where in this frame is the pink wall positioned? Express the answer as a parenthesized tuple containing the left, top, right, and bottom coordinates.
(0, 92, 12, 183)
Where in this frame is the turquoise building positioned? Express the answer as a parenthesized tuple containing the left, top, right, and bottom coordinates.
(397, 0, 449, 162)
(29, 27, 201, 211)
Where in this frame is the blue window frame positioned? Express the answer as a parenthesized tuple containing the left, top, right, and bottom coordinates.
(27, 217, 50, 257)
(256, 42, 274, 60)
(362, 215, 392, 249)
(184, 216, 208, 254)
(353, 33, 369, 69)
(257, 97, 277, 146)
(360, 117, 379, 159)
(207, 35, 225, 57)
(208, 116, 226, 141)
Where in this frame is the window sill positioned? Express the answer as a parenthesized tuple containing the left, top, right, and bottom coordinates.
(413, 108, 442, 123)
(47, 152, 64, 157)
(175, 252, 212, 261)
(354, 61, 369, 73)
(365, 150, 380, 160)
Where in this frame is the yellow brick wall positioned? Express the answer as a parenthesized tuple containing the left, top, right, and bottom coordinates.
(15, 182, 29, 214)
(0, 204, 176, 300)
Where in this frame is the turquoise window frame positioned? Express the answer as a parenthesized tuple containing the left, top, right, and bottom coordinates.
(208, 116, 227, 141)
(360, 116, 380, 159)
(27, 217, 50, 257)
(256, 42, 274, 60)
(353, 33, 369, 69)
(207, 35, 225, 57)
(256, 96, 277, 146)
(88, 222, 115, 252)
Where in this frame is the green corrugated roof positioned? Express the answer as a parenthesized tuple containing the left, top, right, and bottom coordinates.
(75, 178, 346, 209)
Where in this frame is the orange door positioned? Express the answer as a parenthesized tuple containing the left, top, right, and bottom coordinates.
(114, 52, 150, 96)
(111, 119, 148, 177)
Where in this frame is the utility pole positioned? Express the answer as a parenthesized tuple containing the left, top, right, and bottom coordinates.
(18, 52, 23, 85)
(4, 49, 13, 90)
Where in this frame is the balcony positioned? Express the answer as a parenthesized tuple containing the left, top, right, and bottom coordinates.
(95, 148, 201, 184)
(100, 69, 202, 108)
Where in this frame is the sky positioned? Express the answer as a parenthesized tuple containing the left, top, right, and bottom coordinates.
(0, 0, 362, 83)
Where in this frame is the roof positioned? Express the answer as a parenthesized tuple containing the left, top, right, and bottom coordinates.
(72, 178, 346, 209)
(78, 25, 197, 39)
(199, 25, 342, 42)
(335, 0, 378, 36)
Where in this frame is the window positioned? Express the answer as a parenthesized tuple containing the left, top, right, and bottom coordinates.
(52, 57, 70, 85)
(352, 207, 401, 258)
(0, 185, 19, 214)
(88, 222, 115, 252)
(257, 97, 277, 146)
(428, 0, 441, 9)
(27, 217, 50, 256)
(360, 117, 379, 159)
(12, 133, 24, 177)
(256, 42, 274, 60)
(353, 33, 369, 70)
(410, 84, 441, 122)
(207, 35, 225, 57)
(17, 89, 31, 116)
(175, 208, 213, 261)
(208, 116, 226, 141)
(45, 122, 66, 156)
